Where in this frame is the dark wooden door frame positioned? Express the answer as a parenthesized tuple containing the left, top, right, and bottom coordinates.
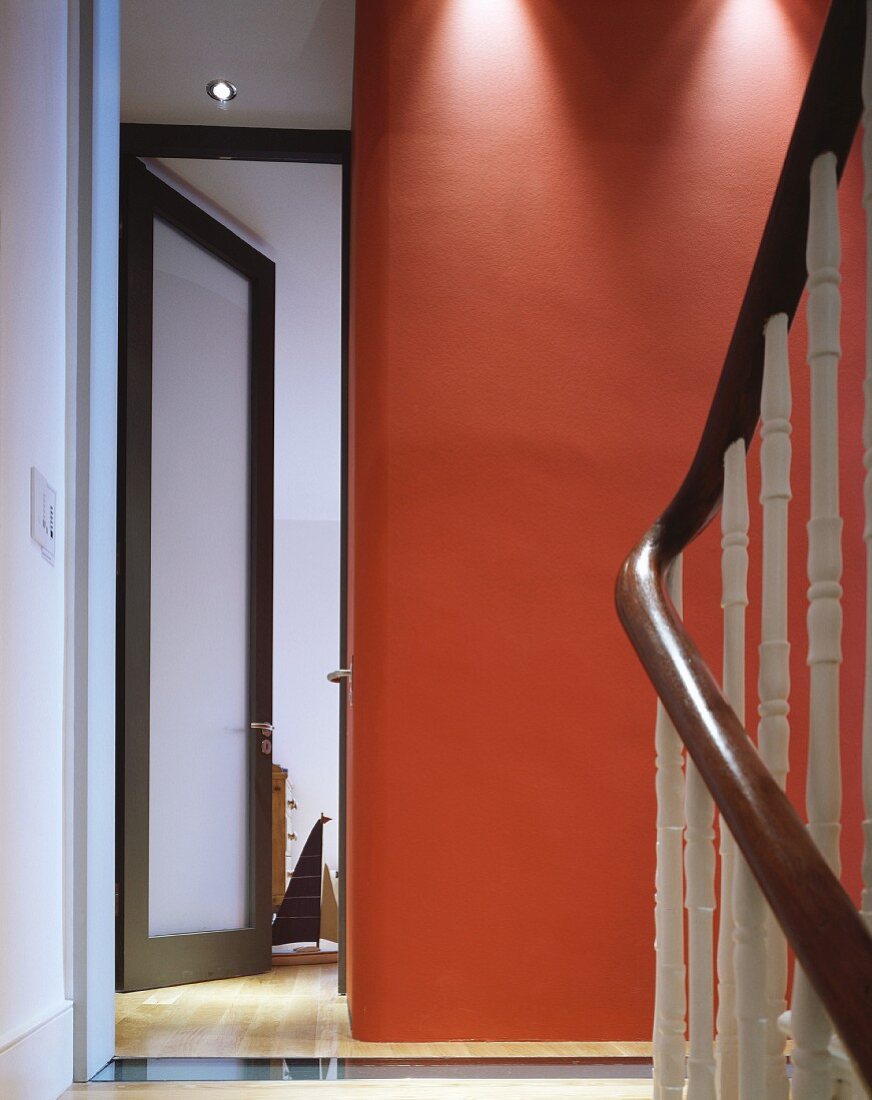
(116, 125, 352, 993)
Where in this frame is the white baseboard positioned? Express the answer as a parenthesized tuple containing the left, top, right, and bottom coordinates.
(0, 1002, 73, 1100)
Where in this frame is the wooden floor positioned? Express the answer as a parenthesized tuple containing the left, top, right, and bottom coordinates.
(115, 964, 653, 1060)
(66, 1083, 653, 1098)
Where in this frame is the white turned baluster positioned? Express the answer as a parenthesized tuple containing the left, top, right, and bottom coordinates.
(653, 556, 686, 1100)
(685, 623, 716, 1098)
(715, 827, 738, 1100)
(758, 313, 792, 1100)
(721, 441, 768, 1100)
(716, 445, 745, 1100)
(860, 0, 872, 935)
(791, 151, 843, 1100)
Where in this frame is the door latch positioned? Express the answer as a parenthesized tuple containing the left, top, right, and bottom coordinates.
(327, 659, 353, 706)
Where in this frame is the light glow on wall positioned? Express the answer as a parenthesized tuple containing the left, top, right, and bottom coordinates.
(452, 0, 525, 19)
(422, 0, 543, 115)
(711, 0, 804, 75)
(699, 0, 807, 135)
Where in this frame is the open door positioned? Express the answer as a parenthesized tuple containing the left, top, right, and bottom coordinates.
(117, 159, 275, 991)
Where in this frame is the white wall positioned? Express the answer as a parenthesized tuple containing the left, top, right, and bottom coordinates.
(142, 159, 344, 874)
(269, 166, 342, 876)
(274, 518, 341, 874)
(0, 1, 74, 1096)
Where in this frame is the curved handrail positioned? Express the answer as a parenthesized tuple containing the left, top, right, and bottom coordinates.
(615, 0, 872, 1086)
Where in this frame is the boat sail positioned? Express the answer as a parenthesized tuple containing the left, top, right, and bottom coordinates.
(272, 813, 331, 947)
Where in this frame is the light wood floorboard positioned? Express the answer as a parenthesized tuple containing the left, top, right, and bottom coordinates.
(115, 965, 653, 1060)
(66, 1083, 653, 1098)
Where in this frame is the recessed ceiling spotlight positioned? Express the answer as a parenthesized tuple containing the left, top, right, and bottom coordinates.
(206, 79, 237, 108)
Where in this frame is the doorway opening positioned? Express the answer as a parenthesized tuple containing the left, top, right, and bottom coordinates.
(115, 125, 350, 1058)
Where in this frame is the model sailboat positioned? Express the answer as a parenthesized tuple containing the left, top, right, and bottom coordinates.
(272, 813, 332, 948)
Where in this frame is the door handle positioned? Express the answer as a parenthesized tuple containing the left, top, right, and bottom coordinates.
(327, 660, 353, 706)
(251, 722, 274, 755)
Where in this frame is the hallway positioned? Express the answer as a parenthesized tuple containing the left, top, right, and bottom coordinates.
(65, 1084, 652, 1098)
(115, 966, 652, 1060)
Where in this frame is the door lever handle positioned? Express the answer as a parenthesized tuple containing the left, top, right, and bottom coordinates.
(327, 660, 353, 706)
(250, 722, 274, 756)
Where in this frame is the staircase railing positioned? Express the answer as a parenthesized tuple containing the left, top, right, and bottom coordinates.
(615, 1, 872, 1095)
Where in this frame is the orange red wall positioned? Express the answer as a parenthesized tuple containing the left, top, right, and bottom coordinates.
(348, 0, 866, 1041)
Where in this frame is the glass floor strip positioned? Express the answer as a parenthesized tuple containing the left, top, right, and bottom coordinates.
(92, 1057, 654, 1083)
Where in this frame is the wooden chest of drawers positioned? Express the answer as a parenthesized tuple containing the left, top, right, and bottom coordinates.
(271, 764, 292, 910)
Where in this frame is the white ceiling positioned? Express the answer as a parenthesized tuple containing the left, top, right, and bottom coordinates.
(121, 0, 355, 129)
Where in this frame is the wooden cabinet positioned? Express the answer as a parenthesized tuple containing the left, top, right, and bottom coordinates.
(271, 764, 291, 910)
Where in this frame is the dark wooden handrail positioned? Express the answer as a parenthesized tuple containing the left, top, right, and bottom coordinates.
(615, 0, 872, 1087)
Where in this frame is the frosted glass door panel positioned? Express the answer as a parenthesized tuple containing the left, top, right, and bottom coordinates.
(148, 217, 251, 937)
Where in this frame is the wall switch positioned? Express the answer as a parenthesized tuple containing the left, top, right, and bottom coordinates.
(31, 467, 57, 566)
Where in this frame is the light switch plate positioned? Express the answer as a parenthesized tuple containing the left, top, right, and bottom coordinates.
(31, 467, 57, 566)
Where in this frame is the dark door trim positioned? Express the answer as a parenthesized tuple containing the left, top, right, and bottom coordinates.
(121, 123, 350, 164)
(116, 125, 352, 993)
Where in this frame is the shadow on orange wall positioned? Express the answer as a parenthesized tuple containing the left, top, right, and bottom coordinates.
(348, 0, 864, 1041)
